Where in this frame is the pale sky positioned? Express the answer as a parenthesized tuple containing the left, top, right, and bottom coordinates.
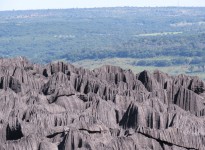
(0, 0, 205, 11)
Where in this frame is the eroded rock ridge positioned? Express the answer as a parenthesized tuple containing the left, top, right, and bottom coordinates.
(0, 57, 205, 150)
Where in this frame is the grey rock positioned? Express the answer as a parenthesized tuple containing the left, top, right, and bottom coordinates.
(0, 57, 205, 150)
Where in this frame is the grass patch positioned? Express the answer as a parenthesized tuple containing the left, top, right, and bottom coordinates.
(73, 57, 205, 80)
(134, 32, 183, 37)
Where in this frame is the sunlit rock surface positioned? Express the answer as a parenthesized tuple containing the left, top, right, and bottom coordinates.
(0, 57, 205, 150)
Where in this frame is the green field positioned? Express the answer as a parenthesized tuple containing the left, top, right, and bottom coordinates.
(134, 32, 183, 37)
(73, 57, 205, 79)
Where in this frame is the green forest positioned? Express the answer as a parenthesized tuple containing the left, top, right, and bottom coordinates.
(0, 7, 205, 78)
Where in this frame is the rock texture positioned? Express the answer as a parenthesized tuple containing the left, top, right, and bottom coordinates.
(0, 57, 205, 150)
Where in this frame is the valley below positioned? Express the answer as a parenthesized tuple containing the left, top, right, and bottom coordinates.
(1, 7, 205, 79)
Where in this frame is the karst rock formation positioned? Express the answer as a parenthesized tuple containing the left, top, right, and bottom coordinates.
(0, 57, 205, 150)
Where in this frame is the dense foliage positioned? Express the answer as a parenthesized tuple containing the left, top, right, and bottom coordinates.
(0, 7, 205, 74)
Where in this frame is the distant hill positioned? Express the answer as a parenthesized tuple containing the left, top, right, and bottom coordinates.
(0, 7, 205, 77)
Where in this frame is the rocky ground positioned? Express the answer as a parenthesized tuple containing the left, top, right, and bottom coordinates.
(0, 57, 205, 150)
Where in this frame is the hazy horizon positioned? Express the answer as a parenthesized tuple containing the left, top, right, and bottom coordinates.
(1, 0, 205, 11)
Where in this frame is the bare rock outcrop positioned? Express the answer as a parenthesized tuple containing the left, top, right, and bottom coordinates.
(0, 57, 205, 150)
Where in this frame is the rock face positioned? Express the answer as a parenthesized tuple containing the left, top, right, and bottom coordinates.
(0, 57, 205, 150)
